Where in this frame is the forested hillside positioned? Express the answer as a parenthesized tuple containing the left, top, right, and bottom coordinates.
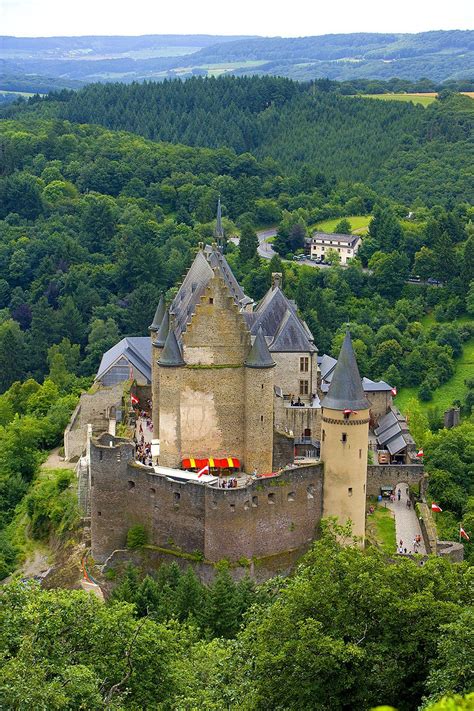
(1, 30, 473, 84)
(8, 76, 473, 205)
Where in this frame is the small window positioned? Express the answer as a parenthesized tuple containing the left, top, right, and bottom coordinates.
(99, 451, 103, 461)
(268, 493, 275, 504)
(348, 487, 353, 496)
(322, 429, 325, 442)
(261, 383, 264, 389)
(174, 492, 180, 503)
(244, 500, 250, 510)
(98, 511, 102, 516)
(252, 495, 258, 507)
(341, 433, 347, 443)
(359, 449, 362, 459)
(299, 379, 309, 395)
(260, 415, 264, 422)
(307, 485, 315, 500)
(128, 480, 135, 490)
(209, 297, 214, 304)
(230, 503, 235, 512)
(288, 491, 296, 502)
(300, 356, 309, 373)
(150, 488, 155, 496)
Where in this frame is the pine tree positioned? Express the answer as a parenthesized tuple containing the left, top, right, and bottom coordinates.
(239, 222, 259, 263)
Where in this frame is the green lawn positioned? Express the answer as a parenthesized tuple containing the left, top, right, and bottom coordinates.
(313, 215, 371, 235)
(366, 505, 396, 554)
(362, 93, 436, 107)
(396, 332, 474, 416)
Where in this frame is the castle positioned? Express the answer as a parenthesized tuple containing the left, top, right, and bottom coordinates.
(82, 214, 424, 575)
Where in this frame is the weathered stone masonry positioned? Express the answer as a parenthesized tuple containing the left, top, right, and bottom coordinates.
(90, 436, 323, 564)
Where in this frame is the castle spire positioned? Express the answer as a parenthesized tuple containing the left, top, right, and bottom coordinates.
(155, 308, 170, 348)
(149, 294, 165, 332)
(215, 196, 224, 247)
(158, 328, 185, 367)
(245, 327, 275, 369)
(321, 329, 370, 411)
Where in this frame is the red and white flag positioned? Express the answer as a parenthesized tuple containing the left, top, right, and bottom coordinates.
(416, 449, 424, 458)
(431, 503, 443, 513)
(460, 527, 470, 541)
(130, 393, 139, 406)
(197, 464, 209, 478)
(391, 387, 397, 397)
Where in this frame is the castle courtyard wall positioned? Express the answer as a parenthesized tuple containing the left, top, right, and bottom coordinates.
(90, 437, 323, 564)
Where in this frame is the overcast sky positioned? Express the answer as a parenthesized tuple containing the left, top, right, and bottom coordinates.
(2, 0, 473, 37)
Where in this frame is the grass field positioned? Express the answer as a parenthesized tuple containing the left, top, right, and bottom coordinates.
(362, 92, 474, 108)
(395, 323, 474, 416)
(313, 215, 371, 235)
(366, 504, 396, 554)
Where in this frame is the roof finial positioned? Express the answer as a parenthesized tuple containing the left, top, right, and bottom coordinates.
(215, 196, 224, 248)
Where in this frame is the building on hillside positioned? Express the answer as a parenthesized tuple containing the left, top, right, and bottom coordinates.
(308, 231, 361, 265)
(75, 204, 424, 574)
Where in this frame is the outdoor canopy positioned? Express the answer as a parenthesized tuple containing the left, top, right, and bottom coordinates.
(182, 457, 240, 469)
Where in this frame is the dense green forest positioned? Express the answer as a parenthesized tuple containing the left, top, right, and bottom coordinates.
(1, 527, 473, 709)
(0, 74, 473, 709)
(5, 76, 473, 205)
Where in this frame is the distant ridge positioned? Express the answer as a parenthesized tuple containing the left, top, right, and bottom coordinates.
(1, 30, 473, 88)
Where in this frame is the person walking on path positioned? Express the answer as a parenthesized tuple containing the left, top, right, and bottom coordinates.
(397, 489, 401, 502)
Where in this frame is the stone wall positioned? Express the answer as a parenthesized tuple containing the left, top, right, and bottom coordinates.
(366, 464, 425, 498)
(275, 404, 321, 441)
(366, 391, 393, 423)
(90, 436, 324, 565)
(273, 429, 294, 470)
(271, 351, 318, 400)
(64, 382, 124, 461)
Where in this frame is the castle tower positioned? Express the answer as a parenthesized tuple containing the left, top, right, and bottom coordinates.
(149, 295, 165, 436)
(151, 308, 170, 438)
(320, 330, 370, 545)
(244, 327, 275, 474)
(157, 323, 185, 467)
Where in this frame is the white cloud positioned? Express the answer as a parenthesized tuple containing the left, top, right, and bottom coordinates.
(1, 0, 473, 37)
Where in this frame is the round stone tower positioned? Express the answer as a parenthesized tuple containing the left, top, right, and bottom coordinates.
(244, 327, 275, 475)
(320, 330, 370, 545)
(148, 295, 165, 437)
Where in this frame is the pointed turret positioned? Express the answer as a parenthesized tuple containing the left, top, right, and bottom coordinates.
(155, 308, 170, 348)
(245, 327, 275, 369)
(321, 329, 370, 411)
(215, 196, 224, 246)
(158, 328, 185, 367)
(149, 294, 165, 332)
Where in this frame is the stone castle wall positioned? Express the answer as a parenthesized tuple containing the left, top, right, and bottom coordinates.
(270, 351, 318, 399)
(366, 464, 425, 498)
(90, 436, 323, 565)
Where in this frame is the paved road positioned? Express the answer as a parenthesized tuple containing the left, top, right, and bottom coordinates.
(257, 228, 277, 258)
(386, 484, 426, 555)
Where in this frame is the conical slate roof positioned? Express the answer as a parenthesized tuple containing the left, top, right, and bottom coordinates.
(245, 327, 275, 369)
(321, 330, 370, 411)
(158, 328, 185, 367)
(155, 308, 170, 348)
(149, 294, 165, 332)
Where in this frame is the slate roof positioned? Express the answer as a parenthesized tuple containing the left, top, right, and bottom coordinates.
(155, 308, 170, 348)
(96, 337, 152, 383)
(149, 294, 165, 332)
(158, 329, 185, 367)
(375, 408, 413, 455)
(321, 330, 371, 411)
(311, 231, 360, 247)
(170, 248, 247, 340)
(245, 327, 275, 369)
(247, 286, 316, 353)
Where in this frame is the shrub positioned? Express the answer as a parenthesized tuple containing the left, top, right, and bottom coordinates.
(126, 525, 148, 549)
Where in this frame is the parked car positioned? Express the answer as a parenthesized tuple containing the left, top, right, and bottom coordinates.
(427, 277, 442, 285)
